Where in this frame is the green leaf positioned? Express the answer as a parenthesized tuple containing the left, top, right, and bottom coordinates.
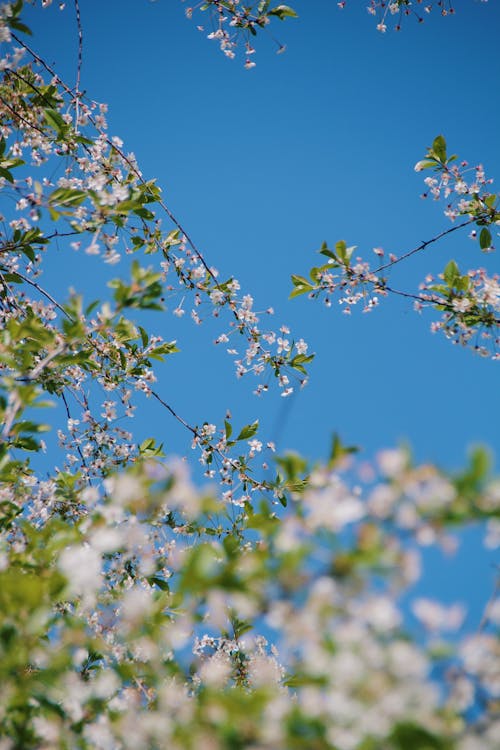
(431, 134, 447, 163)
(139, 438, 165, 457)
(328, 433, 359, 470)
(9, 19, 32, 35)
(414, 159, 438, 172)
(275, 451, 308, 481)
(289, 353, 314, 374)
(319, 242, 338, 261)
(290, 274, 313, 299)
(291, 274, 312, 289)
(236, 420, 259, 441)
(390, 722, 452, 750)
(268, 5, 298, 19)
(139, 326, 149, 347)
(335, 240, 355, 266)
(48, 187, 87, 208)
(443, 259, 460, 286)
(148, 341, 179, 359)
(479, 227, 492, 250)
(147, 575, 170, 591)
(0, 166, 14, 183)
(43, 108, 67, 133)
(0, 571, 45, 609)
(469, 445, 490, 482)
(230, 616, 253, 639)
(11, 420, 50, 435)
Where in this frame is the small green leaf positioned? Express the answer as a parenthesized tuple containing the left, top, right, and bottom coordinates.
(9, 19, 32, 35)
(290, 274, 313, 298)
(479, 227, 492, 250)
(443, 259, 460, 286)
(289, 353, 314, 374)
(147, 575, 170, 591)
(268, 5, 298, 20)
(319, 242, 338, 261)
(0, 166, 14, 183)
(43, 108, 67, 133)
(431, 134, 447, 163)
(328, 432, 358, 468)
(335, 240, 355, 266)
(414, 159, 437, 172)
(236, 420, 259, 441)
(138, 326, 149, 347)
(48, 187, 87, 208)
(291, 274, 312, 289)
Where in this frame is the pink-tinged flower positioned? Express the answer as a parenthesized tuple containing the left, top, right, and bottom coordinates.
(377, 448, 407, 477)
(412, 598, 466, 631)
(59, 544, 102, 605)
(305, 477, 364, 532)
(351, 595, 402, 632)
(296, 338, 308, 354)
(277, 337, 290, 353)
(452, 297, 472, 313)
(248, 439, 263, 454)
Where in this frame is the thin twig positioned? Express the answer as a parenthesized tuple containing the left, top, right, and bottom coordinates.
(381, 283, 500, 325)
(74, 0, 83, 94)
(374, 218, 475, 274)
(60, 389, 92, 481)
(151, 390, 198, 437)
(8, 32, 289, 386)
(4, 66, 59, 109)
(73, 0, 83, 130)
(10, 32, 220, 288)
(12, 270, 73, 319)
(0, 229, 80, 256)
(150, 389, 267, 490)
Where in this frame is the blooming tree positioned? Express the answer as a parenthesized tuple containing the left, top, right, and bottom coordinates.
(0, 2, 499, 749)
(292, 134, 500, 358)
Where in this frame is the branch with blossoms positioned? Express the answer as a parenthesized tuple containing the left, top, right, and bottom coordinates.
(0, 266, 293, 513)
(183, 0, 297, 66)
(183, 0, 491, 57)
(291, 135, 500, 359)
(339, 0, 489, 33)
(0, 1, 315, 494)
(0, 5, 312, 397)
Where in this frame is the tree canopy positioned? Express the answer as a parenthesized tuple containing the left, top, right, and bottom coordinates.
(0, 2, 498, 749)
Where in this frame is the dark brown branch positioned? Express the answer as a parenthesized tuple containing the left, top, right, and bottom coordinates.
(374, 218, 476, 274)
(74, 0, 83, 95)
(12, 270, 73, 320)
(151, 390, 198, 438)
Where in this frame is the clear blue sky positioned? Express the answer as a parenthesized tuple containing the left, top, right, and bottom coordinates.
(21, 1, 500, 616)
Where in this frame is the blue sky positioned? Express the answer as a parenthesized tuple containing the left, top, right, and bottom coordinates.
(19, 1, 500, 615)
